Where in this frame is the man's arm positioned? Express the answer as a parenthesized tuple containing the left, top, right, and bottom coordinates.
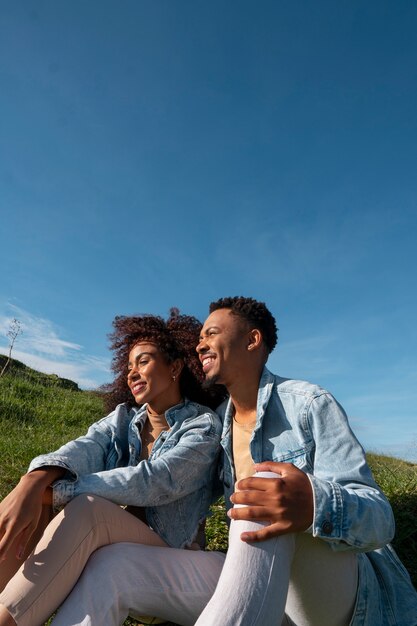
(227, 462, 314, 542)
(227, 392, 395, 550)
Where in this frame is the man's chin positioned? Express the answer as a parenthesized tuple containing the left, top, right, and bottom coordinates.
(202, 373, 220, 389)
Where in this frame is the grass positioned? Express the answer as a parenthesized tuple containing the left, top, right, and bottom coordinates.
(0, 360, 415, 625)
(366, 453, 417, 587)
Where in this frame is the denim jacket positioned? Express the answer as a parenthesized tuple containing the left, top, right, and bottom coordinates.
(28, 399, 222, 549)
(219, 367, 417, 625)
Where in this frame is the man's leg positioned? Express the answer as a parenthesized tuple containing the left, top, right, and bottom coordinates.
(196, 470, 358, 626)
(195, 518, 296, 626)
(51, 523, 358, 626)
(195, 521, 358, 626)
(53, 543, 226, 626)
(285, 533, 358, 626)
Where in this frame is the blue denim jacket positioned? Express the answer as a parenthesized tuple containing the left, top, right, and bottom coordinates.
(28, 399, 222, 549)
(219, 367, 417, 625)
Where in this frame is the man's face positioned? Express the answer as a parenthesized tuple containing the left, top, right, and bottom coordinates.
(196, 308, 251, 388)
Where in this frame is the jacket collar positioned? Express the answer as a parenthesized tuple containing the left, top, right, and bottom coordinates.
(134, 398, 190, 429)
(222, 365, 275, 430)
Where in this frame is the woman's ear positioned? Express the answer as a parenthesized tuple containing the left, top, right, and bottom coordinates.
(171, 359, 184, 381)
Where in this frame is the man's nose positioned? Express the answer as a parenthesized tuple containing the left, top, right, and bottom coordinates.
(196, 338, 208, 353)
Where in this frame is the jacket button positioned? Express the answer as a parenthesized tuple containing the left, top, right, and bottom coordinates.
(321, 520, 333, 535)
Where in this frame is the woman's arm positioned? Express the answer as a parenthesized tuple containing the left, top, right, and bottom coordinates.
(27, 405, 133, 485)
(0, 405, 133, 560)
(51, 411, 221, 509)
(0, 467, 65, 561)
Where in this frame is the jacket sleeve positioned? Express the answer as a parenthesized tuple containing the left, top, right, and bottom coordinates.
(27, 405, 132, 484)
(51, 412, 222, 509)
(306, 392, 395, 552)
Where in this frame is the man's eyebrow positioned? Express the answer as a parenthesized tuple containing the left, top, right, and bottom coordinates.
(199, 326, 220, 338)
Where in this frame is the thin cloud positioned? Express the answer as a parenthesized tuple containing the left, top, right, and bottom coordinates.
(0, 304, 110, 389)
(0, 305, 82, 357)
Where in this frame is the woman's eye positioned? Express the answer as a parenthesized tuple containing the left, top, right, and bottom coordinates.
(139, 360, 149, 366)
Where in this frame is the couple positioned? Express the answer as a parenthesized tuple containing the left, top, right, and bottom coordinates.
(0, 297, 416, 625)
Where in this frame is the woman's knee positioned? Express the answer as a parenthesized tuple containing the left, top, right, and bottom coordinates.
(64, 493, 108, 513)
(62, 494, 113, 528)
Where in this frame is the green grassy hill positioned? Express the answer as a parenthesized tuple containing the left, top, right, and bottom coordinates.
(0, 357, 104, 496)
(0, 357, 416, 625)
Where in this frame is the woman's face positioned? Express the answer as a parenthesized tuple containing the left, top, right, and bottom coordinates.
(127, 342, 182, 414)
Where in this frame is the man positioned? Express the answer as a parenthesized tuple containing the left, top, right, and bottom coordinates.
(52, 297, 417, 625)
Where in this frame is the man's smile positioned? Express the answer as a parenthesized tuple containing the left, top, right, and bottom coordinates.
(201, 355, 216, 373)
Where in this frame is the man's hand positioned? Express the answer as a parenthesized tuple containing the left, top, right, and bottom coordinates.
(228, 462, 314, 543)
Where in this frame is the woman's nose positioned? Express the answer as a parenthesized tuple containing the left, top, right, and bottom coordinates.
(128, 367, 140, 380)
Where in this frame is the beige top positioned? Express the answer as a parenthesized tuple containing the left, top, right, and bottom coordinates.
(140, 409, 169, 461)
(128, 409, 170, 526)
(139, 406, 202, 550)
(232, 417, 256, 482)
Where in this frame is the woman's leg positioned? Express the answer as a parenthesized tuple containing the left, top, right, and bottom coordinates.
(0, 495, 167, 626)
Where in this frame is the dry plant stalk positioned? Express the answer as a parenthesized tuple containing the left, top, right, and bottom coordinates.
(0, 318, 23, 378)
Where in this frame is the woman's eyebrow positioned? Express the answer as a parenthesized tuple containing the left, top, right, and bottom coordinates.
(128, 351, 155, 365)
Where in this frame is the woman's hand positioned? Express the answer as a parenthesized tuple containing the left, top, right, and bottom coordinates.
(0, 468, 63, 561)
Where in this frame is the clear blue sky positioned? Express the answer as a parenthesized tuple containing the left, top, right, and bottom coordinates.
(1, 1, 416, 462)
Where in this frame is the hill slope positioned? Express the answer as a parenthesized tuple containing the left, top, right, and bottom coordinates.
(0, 354, 81, 391)
(0, 357, 105, 494)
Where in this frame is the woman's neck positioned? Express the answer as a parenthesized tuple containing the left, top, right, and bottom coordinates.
(146, 388, 183, 416)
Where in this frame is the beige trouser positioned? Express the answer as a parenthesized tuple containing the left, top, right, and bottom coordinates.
(0, 494, 168, 626)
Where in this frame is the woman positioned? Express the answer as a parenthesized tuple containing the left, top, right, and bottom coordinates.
(0, 309, 225, 626)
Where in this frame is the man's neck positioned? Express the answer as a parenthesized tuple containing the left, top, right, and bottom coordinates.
(227, 365, 264, 425)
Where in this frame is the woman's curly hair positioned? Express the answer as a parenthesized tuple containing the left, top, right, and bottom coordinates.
(104, 308, 226, 412)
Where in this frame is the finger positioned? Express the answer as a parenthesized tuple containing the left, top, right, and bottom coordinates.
(0, 522, 33, 562)
(240, 522, 289, 543)
(236, 475, 284, 492)
(230, 489, 281, 507)
(16, 526, 35, 560)
(0, 526, 15, 560)
(253, 461, 292, 475)
(228, 505, 278, 523)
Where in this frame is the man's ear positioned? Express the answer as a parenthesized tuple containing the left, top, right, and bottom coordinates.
(247, 328, 262, 351)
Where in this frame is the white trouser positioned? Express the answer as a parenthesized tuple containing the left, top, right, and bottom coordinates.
(53, 521, 358, 625)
